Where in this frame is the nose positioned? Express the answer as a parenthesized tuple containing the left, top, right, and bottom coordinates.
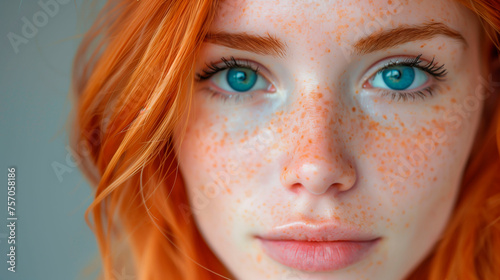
(280, 89, 357, 195)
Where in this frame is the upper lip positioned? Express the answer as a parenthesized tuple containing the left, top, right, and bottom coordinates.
(256, 221, 380, 242)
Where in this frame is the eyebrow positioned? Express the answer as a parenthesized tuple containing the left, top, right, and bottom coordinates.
(204, 32, 287, 57)
(204, 22, 467, 57)
(354, 22, 467, 54)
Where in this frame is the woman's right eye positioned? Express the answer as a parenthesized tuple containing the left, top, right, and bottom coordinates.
(196, 57, 277, 103)
(210, 67, 272, 93)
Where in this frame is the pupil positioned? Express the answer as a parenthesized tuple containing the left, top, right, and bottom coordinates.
(385, 69, 401, 80)
(235, 71, 246, 81)
(381, 66, 415, 90)
(227, 68, 257, 92)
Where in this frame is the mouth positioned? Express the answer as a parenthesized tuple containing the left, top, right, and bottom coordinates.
(255, 221, 381, 272)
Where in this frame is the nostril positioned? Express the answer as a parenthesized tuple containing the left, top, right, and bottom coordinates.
(289, 182, 303, 194)
(332, 182, 349, 192)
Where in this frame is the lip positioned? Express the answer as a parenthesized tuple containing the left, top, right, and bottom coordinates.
(256, 221, 381, 272)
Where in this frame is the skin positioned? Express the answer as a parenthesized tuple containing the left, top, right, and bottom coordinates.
(173, 0, 488, 279)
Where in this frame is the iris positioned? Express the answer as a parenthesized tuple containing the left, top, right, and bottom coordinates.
(381, 66, 415, 90)
(226, 68, 258, 92)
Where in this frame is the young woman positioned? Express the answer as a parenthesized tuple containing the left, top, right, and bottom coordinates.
(70, 0, 500, 279)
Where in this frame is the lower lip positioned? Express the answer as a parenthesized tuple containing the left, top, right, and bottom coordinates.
(258, 238, 380, 272)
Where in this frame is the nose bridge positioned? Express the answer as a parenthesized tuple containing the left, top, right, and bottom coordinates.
(280, 82, 356, 195)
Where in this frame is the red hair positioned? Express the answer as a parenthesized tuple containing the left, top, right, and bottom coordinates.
(70, 0, 500, 279)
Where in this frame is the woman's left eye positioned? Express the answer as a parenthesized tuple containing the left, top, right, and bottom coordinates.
(369, 65, 429, 91)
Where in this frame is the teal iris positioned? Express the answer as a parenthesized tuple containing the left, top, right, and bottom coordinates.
(227, 68, 257, 92)
(382, 66, 415, 90)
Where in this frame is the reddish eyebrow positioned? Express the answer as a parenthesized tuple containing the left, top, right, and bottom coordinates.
(204, 32, 287, 57)
(353, 22, 467, 54)
(204, 22, 466, 57)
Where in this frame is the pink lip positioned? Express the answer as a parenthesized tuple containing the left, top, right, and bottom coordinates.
(256, 221, 381, 272)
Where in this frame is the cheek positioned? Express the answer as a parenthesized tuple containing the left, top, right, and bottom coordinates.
(175, 111, 273, 222)
(356, 82, 483, 232)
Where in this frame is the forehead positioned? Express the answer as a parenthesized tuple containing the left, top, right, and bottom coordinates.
(212, 0, 475, 44)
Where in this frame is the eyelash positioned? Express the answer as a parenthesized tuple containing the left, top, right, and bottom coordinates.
(195, 54, 448, 103)
(196, 56, 262, 103)
(372, 54, 447, 102)
(196, 56, 260, 81)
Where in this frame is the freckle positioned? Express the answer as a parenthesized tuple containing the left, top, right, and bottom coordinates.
(355, 90, 359, 94)
(352, 107, 356, 112)
(432, 105, 444, 111)
(450, 98, 456, 103)
(256, 254, 262, 263)
(405, 223, 409, 228)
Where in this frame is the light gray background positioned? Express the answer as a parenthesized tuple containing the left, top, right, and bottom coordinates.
(1, 1, 107, 279)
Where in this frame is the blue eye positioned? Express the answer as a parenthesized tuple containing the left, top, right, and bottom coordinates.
(196, 57, 276, 104)
(210, 67, 271, 94)
(381, 66, 414, 90)
(227, 68, 258, 92)
(371, 65, 428, 91)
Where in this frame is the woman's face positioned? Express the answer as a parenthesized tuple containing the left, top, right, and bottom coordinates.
(173, 0, 486, 279)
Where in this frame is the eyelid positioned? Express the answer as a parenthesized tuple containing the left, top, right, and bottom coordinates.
(363, 70, 432, 91)
(196, 57, 275, 85)
(195, 57, 279, 105)
(360, 55, 433, 86)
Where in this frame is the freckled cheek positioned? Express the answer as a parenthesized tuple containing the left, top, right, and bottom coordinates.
(359, 117, 462, 196)
(179, 122, 277, 253)
(180, 119, 274, 197)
